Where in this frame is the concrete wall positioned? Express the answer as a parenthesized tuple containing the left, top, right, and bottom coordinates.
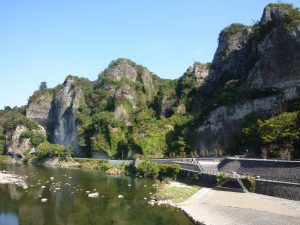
(218, 158, 300, 183)
(256, 180, 300, 201)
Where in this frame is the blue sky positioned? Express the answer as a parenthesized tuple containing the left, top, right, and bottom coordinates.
(1, 0, 299, 109)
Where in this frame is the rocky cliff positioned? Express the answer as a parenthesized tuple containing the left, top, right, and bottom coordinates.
(193, 4, 300, 155)
(8, 125, 46, 157)
(52, 79, 83, 151)
(26, 77, 84, 152)
(3, 3, 300, 159)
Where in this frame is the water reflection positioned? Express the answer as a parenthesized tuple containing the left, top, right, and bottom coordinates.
(0, 163, 193, 225)
(0, 213, 18, 225)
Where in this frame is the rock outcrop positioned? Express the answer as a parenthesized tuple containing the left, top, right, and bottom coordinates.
(209, 24, 252, 84)
(98, 58, 158, 116)
(26, 78, 83, 152)
(15, 3, 300, 158)
(52, 79, 83, 151)
(260, 4, 290, 25)
(196, 87, 299, 155)
(194, 4, 300, 155)
(247, 14, 300, 89)
(26, 92, 54, 129)
(101, 59, 138, 82)
(8, 125, 46, 157)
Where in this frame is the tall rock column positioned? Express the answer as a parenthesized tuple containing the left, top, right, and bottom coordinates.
(53, 78, 83, 152)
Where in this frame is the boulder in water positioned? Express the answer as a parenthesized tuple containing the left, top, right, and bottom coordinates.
(88, 192, 99, 198)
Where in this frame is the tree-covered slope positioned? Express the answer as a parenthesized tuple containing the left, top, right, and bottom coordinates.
(1, 3, 300, 160)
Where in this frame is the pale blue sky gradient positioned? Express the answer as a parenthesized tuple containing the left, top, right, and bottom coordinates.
(1, 0, 299, 109)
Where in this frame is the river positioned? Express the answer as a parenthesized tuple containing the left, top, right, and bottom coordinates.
(0, 162, 194, 225)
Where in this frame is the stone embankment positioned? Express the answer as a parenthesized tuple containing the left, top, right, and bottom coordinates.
(218, 158, 300, 200)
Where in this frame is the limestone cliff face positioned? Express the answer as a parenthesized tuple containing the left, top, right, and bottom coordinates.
(247, 11, 300, 89)
(196, 87, 299, 155)
(98, 58, 157, 115)
(194, 5, 300, 154)
(26, 92, 54, 128)
(52, 79, 83, 151)
(26, 78, 83, 152)
(8, 125, 46, 157)
(208, 25, 252, 85)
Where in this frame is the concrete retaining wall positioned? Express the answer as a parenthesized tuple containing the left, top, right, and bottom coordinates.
(256, 180, 300, 201)
(218, 158, 300, 183)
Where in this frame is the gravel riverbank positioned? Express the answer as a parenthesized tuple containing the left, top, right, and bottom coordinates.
(0, 171, 26, 186)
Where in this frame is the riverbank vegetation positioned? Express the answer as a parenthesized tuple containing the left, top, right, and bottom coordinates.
(229, 110, 300, 160)
(73, 159, 181, 179)
(153, 180, 200, 203)
(23, 142, 71, 164)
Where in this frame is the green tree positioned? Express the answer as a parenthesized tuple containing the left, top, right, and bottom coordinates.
(258, 112, 299, 160)
(39, 82, 48, 91)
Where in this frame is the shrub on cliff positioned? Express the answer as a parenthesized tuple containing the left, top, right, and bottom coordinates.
(19, 131, 46, 147)
(36, 142, 71, 160)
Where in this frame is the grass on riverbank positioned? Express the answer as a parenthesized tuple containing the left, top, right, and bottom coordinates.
(74, 158, 126, 175)
(154, 181, 200, 203)
(0, 155, 12, 162)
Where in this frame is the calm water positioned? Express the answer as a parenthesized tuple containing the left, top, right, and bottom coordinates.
(0, 162, 193, 225)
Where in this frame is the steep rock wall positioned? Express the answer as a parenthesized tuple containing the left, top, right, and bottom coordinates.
(26, 92, 55, 128)
(26, 78, 83, 152)
(195, 5, 300, 155)
(196, 88, 299, 154)
(52, 79, 83, 151)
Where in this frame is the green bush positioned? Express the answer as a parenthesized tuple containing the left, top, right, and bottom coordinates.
(158, 164, 181, 179)
(241, 176, 256, 192)
(23, 149, 34, 164)
(136, 161, 180, 179)
(19, 131, 46, 147)
(4, 116, 39, 131)
(137, 160, 160, 178)
(219, 23, 248, 41)
(217, 172, 228, 185)
(36, 142, 71, 160)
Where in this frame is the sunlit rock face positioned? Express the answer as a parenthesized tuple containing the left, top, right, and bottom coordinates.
(194, 5, 300, 155)
(8, 125, 46, 157)
(26, 78, 83, 152)
(26, 92, 55, 129)
(52, 78, 83, 152)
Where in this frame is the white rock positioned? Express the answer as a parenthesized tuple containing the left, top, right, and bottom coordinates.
(88, 192, 99, 198)
(148, 200, 156, 206)
(86, 191, 90, 194)
(41, 186, 46, 189)
(118, 195, 124, 199)
(41, 198, 48, 203)
(23, 185, 28, 190)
